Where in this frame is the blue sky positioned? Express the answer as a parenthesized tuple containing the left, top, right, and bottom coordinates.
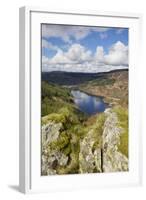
(41, 24, 128, 72)
(80, 28, 128, 53)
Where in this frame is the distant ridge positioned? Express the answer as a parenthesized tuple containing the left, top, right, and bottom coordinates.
(42, 69, 128, 86)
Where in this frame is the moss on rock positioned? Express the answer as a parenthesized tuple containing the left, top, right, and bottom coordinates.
(113, 106, 128, 157)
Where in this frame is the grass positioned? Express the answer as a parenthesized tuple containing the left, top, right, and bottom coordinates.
(91, 113, 106, 151)
(42, 81, 71, 100)
(114, 106, 128, 157)
(50, 131, 70, 151)
(41, 82, 87, 174)
(41, 81, 73, 117)
(41, 81, 128, 174)
(89, 78, 115, 86)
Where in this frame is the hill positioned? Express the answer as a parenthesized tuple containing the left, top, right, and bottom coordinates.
(42, 69, 128, 86)
(41, 71, 128, 175)
(79, 69, 128, 108)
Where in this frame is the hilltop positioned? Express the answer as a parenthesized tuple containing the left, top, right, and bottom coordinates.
(42, 69, 128, 86)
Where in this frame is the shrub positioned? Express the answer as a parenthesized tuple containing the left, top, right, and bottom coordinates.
(50, 131, 70, 151)
(42, 113, 66, 125)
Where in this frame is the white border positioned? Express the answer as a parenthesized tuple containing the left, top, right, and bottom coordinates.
(19, 7, 142, 194)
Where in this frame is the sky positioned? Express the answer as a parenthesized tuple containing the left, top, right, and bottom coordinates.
(41, 24, 128, 73)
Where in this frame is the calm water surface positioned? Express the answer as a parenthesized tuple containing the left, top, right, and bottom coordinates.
(71, 90, 108, 115)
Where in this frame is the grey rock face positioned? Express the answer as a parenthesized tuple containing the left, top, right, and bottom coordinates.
(42, 122, 62, 144)
(41, 108, 128, 175)
(41, 121, 68, 175)
(102, 109, 128, 172)
(79, 109, 128, 173)
(79, 129, 102, 173)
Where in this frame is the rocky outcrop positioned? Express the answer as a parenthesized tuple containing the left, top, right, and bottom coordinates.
(42, 122, 62, 144)
(79, 129, 102, 173)
(41, 108, 128, 175)
(102, 109, 128, 172)
(78, 108, 128, 173)
(41, 122, 68, 175)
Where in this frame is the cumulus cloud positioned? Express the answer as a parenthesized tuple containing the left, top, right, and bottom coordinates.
(42, 25, 109, 43)
(66, 44, 92, 62)
(42, 41, 128, 73)
(49, 44, 92, 64)
(94, 46, 104, 64)
(104, 41, 128, 66)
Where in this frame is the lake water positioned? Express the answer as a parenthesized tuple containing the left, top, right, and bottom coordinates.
(71, 90, 108, 115)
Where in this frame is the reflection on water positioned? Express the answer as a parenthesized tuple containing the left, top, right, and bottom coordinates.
(71, 90, 108, 115)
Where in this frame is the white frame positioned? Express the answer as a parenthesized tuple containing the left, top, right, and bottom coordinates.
(19, 6, 143, 194)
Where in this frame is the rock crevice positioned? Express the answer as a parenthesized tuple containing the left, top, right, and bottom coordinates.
(41, 108, 128, 175)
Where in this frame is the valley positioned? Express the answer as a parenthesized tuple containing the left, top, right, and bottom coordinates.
(41, 69, 128, 175)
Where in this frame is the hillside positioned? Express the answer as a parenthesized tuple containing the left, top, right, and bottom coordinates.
(41, 70, 128, 175)
(42, 69, 128, 86)
(42, 69, 128, 108)
(79, 69, 128, 108)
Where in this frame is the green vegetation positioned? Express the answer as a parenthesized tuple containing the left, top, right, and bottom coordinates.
(42, 81, 71, 100)
(41, 77, 128, 175)
(92, 113, 106, 150)
(50, 131, 70, 151)
(41, 81, 73, 116)
(79, 70, 128, 108)
(114, 106, 128, 157)
(88, 78, 115, 86)
(41, 82, 88, 174)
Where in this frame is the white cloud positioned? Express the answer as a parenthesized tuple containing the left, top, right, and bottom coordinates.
(42, 39, 60, 51)
(99, 33, 108, 39)
(51, 50, 70, 64)
(49, 44, 92, 64)
(66, 44, 92, 62)
(116, 28, 125, 34)
(42, 25, 71, 43)
(94, 46, 104, 64)
(104, 41, 128, 66)
(91, 27, 110, 32)
(42, 41, 128, 73)
(42, 25, 110, 43)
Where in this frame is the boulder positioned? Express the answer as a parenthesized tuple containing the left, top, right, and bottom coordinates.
(41, 121, 68, 175)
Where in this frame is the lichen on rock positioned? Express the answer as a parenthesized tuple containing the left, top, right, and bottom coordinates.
(41, 106, 128, 175)
(102, 108, 128, 172)
(79, 126, 103, 173)
(42, 122, 62, 144)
